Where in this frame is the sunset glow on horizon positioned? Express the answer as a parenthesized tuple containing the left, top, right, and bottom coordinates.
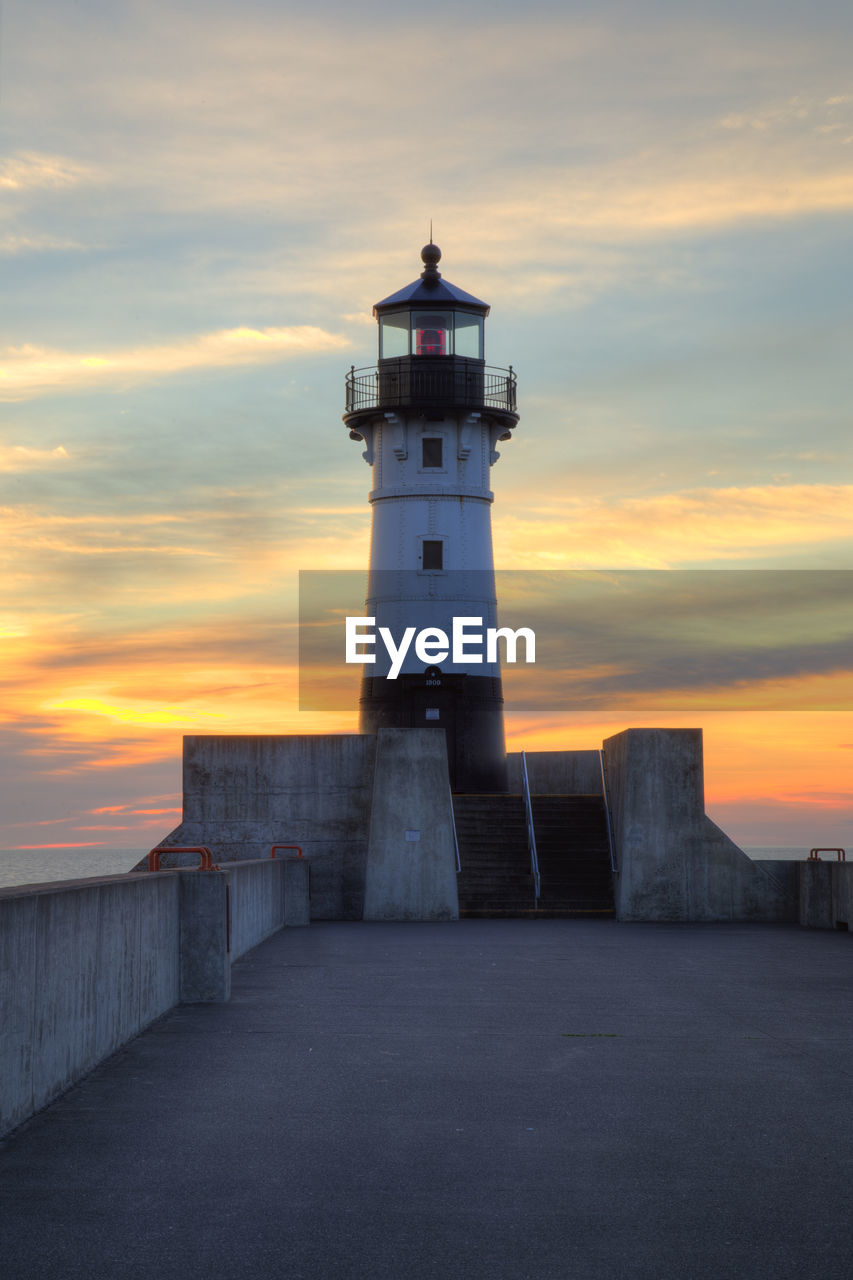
(2, 0, 852, 853)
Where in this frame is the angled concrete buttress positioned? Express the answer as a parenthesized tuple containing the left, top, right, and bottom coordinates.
(604, 727, 797, 922)
(363, 728, 459, 922)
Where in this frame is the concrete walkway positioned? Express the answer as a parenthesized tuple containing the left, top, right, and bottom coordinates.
(1, 921, 851, 1280)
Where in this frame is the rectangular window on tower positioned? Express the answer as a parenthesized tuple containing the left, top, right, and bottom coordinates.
(422, 437, 443, 469)
(421, 540, 444, 571)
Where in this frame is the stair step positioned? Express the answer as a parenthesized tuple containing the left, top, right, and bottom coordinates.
(452, 789, 615, 916)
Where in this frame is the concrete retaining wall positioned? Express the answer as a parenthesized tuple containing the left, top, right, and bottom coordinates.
(799, 861, 853, 930)
(0, 859, 309, 1139)
(604, 728, 798, 923)
(506, 750, 602, 795)
(228, 857, 310, 959)
(0, 873, 180, 1138)
(148, 735, 376, 920)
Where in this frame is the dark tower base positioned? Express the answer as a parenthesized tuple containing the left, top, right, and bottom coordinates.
(360, 671, 507, 793)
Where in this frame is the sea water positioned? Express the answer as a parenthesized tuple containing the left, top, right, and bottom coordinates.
(745, 847, 811, 861)
(0, 848, 148, 890)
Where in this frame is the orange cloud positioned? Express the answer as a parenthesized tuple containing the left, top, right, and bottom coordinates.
(14, 842, 111, 850)
(74, 825, 135, 832)
(45, 695, 228, 728)
(494, 483, 853, 567)
(0, 326, 351, 401)
(0, 444, 70, 471)
(2, 481, 850, 848)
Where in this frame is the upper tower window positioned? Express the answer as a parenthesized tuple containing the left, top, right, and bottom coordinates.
(422, 437, 443, 468)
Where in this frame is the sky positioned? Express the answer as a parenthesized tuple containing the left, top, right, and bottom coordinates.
(1, 0, 852, 851)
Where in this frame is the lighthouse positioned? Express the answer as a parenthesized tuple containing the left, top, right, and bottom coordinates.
(344, 242, 518, 792)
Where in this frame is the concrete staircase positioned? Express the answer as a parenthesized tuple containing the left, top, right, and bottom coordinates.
(453, 794, 534, 917)
(531, 795, 614, 915)
(453, 793, 614, 918)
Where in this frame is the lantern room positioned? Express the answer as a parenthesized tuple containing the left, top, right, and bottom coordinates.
(344, 242, 517, 430)
(374, 241, 489, 362)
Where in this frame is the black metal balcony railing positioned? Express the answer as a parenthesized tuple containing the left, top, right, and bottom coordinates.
(345, 360, 517, 419)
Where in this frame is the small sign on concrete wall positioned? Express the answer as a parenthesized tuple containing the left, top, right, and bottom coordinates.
(405, 829, 421, 841)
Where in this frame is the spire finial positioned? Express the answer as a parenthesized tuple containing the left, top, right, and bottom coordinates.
(420, 233, 441, 279)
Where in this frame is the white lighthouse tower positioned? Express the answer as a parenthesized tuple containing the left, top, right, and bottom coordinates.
(344, 242, 518, 792)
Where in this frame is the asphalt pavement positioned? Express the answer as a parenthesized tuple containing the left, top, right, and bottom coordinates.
(1, 919, 852, 1280)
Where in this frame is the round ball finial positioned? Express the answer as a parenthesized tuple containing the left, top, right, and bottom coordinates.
(421, 242, 442, 271)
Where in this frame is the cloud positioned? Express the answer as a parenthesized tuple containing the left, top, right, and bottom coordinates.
(0, 151, 93, 192)
(6, 13, 853, 279)
(0, 498, 367, 619)
(44, 695, 228, 728)
(493, 483, 853, 568)
(0, 326, 351, 401)
(12, 842, 112, 850)
(86, 798, 181, 818)
(0, 444, 70, 472)
(0, 234, 89, 255)
(0, 784, 183, 850)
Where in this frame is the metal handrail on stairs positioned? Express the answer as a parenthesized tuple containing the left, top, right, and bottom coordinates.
(450, 786, 461, 874)
(521, 751, 541, 905)
(598, 750, 618, 876)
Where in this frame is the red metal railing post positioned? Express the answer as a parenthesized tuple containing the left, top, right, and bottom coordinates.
(270, 844, 303, 859)
(808, 848, 846, 863)
(147, 846, 218, 871)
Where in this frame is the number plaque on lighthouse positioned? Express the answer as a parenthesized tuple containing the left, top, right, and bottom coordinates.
(344, 242, 518, 792)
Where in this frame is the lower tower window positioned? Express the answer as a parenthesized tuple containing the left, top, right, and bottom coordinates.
(421, 540, 444, 571)
(422, 437, 443, 469)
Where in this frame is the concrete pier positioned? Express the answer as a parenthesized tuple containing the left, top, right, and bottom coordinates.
(1, 920, 851, 1279)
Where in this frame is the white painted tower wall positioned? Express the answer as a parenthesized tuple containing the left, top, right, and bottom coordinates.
(357, 409, 508, 678)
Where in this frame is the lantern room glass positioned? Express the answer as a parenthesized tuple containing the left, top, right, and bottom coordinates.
(379, 311, 410, 358)
(378, 309, 486, 359)
(454, 312, 484, 358)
